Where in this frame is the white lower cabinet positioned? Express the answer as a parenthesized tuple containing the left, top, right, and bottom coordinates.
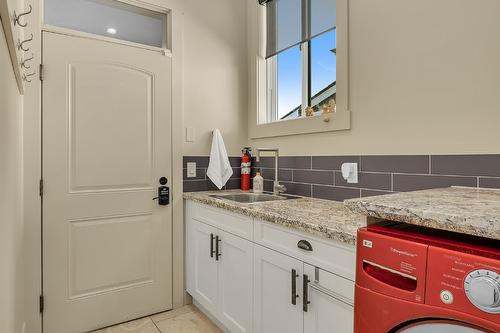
(186, 218, 218, 314)
(253, 244, 304, 333)
(217, 230, 253, 333)
(186, 217, 253, 333)
(186, 202, 355, 333)
(303, 264, 354, 333)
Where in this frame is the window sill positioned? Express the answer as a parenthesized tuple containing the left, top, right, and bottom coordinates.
(248, 109, 351, 139)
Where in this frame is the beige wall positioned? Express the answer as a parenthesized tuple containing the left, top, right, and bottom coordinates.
(0, 24, 25, 333)
(181, 0, 249, 156)
(249, 0, 500, 155)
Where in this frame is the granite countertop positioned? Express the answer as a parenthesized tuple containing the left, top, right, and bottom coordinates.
(345, 186, 500, 241)
(183, 190, 364, 246)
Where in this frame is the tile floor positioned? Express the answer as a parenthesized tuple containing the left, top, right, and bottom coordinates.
(91, 305, 223, 333)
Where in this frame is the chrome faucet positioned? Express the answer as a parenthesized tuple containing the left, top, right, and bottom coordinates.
(255, 148, 287, 194)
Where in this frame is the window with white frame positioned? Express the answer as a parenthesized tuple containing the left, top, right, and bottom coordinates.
(261, 0, 337, 123)
(267, 29, 336, 121)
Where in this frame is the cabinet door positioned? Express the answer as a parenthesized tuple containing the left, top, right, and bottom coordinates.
(254, 245, 303, 333)
(303, 264, 354, 333)
(186, 218, 218, 314)
(217, 230, 253, 333)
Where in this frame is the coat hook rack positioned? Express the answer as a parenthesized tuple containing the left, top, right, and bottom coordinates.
(21, 53, 34, 69)
(23, 70, 36, 83)
(18, 33, 33, 52)
(14, 5, 32, 27)
(1, 0, 28, 93)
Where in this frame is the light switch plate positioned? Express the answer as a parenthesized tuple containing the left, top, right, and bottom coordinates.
(185, 127, 196, 142)
(187, 162, 197, 178)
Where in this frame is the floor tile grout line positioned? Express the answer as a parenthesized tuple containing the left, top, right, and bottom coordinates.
(150, 316, 162, 333)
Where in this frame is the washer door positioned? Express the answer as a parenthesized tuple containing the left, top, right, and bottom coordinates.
(396, 320, 490, 333)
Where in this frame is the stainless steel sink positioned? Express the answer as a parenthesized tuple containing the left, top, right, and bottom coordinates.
(210, 192, 299, 203)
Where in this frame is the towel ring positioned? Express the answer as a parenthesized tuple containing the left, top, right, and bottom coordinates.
(14, 5, 32, 27)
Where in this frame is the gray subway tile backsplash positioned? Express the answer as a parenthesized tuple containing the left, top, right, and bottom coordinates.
(183, 167, 206, 181)
(393, 174, 476, 192)
(360, 155, 429, 174)
(281, 182, 312, 197)
(431, 155, 500, 177)
(183, 156, 209, 168)
(183, 154, 500, 201)
(312, 156, 359, 170)
(312, 185, 360, 201)
(293, 169, 334, 185)
(335, 171, 392, 191)
(251, 156, 275, 168)
(258, 168, 293, 182)
(478, 177, 500, 189)
(279, 156, 312, 169)
(360, 189, 393, 198)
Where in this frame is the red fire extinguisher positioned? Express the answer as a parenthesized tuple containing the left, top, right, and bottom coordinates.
(241, 147, 251, 191)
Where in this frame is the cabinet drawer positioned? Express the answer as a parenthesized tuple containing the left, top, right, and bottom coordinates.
(187, 201, 253, 241)
(304, 264, 354, 333)
(254, 219, 355, 281)
(305, 264, 354, 305)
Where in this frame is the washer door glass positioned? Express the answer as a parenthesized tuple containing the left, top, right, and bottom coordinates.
(398, 322, 488, 333)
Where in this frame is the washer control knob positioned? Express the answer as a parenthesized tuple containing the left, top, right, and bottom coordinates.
(464, 269, 500, 314)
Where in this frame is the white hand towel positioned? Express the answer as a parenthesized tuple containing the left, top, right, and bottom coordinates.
(207, 129, 234, 189)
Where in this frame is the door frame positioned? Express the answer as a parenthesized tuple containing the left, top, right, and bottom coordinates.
(23, 1, 186, 332)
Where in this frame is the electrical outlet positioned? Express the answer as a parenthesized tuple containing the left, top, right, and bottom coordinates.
(341, 163, 358, 184)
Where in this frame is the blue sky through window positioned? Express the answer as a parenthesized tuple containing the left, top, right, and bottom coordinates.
(277, 46, 302, 119)
(311, 30, 337, 96)
(276, 30, 336, 119)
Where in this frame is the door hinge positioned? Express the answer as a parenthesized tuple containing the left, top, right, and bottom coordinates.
(39, 295, 44, 313)
(39, 64, 44, 81)
(39, 179, 43, 197)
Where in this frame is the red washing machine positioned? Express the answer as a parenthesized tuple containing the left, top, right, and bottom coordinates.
(354, 221, 500, 333)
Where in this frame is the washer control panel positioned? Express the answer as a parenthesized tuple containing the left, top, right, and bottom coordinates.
(426, 246, 499, 321)
(464, 269, 500, 314)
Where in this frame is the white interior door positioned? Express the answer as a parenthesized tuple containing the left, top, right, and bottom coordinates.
(42, 31, 172, 333)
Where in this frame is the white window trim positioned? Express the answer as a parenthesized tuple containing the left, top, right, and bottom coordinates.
(248, 0, 351, 139)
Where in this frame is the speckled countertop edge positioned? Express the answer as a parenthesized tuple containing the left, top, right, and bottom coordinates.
(183, 190, 364, 246)
(344, 187, 500, 241)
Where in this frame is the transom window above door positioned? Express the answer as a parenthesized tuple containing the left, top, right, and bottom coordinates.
(44, 0, 169, 49)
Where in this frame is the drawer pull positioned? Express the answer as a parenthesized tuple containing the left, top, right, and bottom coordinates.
(291, 269, 299, 305)
(297, 239, 313, 252)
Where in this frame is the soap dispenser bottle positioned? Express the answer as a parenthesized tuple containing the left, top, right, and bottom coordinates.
(253, 169, 264, 193)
